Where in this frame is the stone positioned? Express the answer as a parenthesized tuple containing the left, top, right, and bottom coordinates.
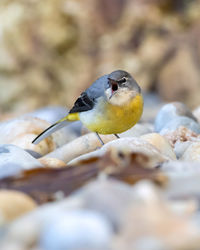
(69, 137, 170, 168)
(39, 210, 113, 250)
(0, 144, 42, 179)
(75, 179, 134, 229)
(114, 181, 200, 250)
(161, 126, 198, 147)
(155, 102, 198, 132)
(120, 123, 153, 138)
(174, 140, 193, 159)
(140, 133, 176, 160)
(39, 157, 66, 168)
(0, 190, 37, 223)
(0, 117, 55, 155)
(160, 117, 200, 136)
(193, 106, 200, 124)
(181, 142, 200, 162)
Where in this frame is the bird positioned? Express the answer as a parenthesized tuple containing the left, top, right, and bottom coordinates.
(32, 70, 143, 145)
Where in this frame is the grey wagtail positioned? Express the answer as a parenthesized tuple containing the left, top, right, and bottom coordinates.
(32, 70, 143, 145)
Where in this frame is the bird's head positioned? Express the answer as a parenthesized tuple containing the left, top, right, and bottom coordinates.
(105, 70, 141, 106)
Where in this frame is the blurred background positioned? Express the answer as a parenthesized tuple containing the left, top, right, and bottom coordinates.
(0, 0, 200, 118)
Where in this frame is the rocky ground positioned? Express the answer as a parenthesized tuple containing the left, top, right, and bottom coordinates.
(1, 100, 200, 250)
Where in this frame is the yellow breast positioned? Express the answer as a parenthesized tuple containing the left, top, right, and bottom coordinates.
(81, 94, 143, 134)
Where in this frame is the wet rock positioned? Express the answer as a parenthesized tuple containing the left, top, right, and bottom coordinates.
(155, 102, 198, 132)
(40, 210, 113, 250)
(0, 144, 42, 178)
(140, 133, 176, 160)
(0, 190, 37, 223)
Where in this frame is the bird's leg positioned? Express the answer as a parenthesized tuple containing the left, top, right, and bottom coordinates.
(114, 134, 120, 139)
(96, 132, 104, 146)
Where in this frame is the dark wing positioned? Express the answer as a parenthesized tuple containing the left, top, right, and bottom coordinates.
(69, 92, 94, 113)
(69, 74, 109, 114)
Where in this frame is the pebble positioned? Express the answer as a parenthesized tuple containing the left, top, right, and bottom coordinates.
(160, 116, 200, 135)
(193, 106, 200, 124)
(181, 142, 200, 162)
(0, 190, 37, 223)
(155, 102, 197, 132)
(162, 161, 200, 199)
(69, 137, 169, 168)
(39, 157, 66, 168)
(0, 144, 42, 178)
(75, 179, 134, 229)
(115, 181, 200, 250)
(140, 133, 176, 160)
(0, 117, 55, 155)
(120, 123, 153, 138)
(40, 210, 113, 250)
(174, 141, 193, 159)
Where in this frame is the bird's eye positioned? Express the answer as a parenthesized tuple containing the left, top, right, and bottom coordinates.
(118, 77, 126, 84)
(112, 83, 118, 92)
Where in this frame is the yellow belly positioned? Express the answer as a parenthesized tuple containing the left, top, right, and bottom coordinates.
(81, 94, 143, 134)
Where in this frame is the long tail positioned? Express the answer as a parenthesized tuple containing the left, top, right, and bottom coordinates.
(32, 113, 79, 144)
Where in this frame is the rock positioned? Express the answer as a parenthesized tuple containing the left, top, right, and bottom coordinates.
(75, 179, 134, 230)
(140, 133, 176, 160)
(193, 106, 200, 124)
(120, 123, 153, 138)
(0, 144, 42, 179)
(39, 157, 66, 168)
(0, 196, 83, 248)
(161, 126, 198, 147)
(39, 210, 113, 250)
(0, 243, 27, 250)
(0, 190, 37, 223)
(174, 140, 193, 159)
(114, 181, 200, 250)
(155, 102, 198, 132)
(161, 161, 200, 178)
(181, 142, 200, 162)
(160, 117, 200, 136)
(69, 137, 169, 168)
(161, 161, 200, 200)
(0, 117, 55, 155)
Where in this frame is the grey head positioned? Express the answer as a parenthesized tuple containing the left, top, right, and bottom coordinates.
(107, 70, 141, 93)
(105, 70, 141, 106)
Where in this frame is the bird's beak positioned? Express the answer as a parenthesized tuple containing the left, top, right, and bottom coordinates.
(108, 78, 118, 99)
(108, 78, 117, 87)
